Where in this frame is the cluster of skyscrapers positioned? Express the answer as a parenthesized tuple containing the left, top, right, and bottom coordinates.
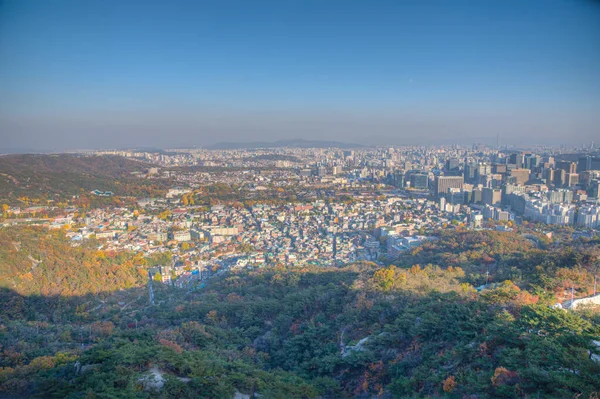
(390, 150, 600, 227)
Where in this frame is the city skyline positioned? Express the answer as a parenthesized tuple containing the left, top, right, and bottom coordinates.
(1, 0, 599, 151)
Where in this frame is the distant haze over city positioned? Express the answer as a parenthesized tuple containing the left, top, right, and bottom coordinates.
(1, 0, 599, 152)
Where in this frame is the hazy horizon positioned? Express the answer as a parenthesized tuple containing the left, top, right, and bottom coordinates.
(1, 0, 599, 151)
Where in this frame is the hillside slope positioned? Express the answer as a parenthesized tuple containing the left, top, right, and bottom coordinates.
(0, 154, 162, 202)
(0, 229, 599, 398)
(0, 227, 146, 297)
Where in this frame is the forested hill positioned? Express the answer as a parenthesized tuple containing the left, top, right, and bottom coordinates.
(0, 227, 150, 298)
(0, 227, 599, 398)
(0, 154, 164, 203)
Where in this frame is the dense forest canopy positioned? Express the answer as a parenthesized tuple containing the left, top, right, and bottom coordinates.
(0, 227, 599, 398)
(0, 227, 147, 297)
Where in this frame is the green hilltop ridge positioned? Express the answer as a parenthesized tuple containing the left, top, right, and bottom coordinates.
(0, 154, 168, 204)
(0, 226, 599, 398)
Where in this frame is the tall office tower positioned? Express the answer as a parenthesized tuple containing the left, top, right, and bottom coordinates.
(472, 187, 483, 203)
(578, 156, 592, 173)
(590, 180, 600, 198)
(476, 163, 492, 177)
(502, 184, 525, 204)
(482, 187, 502, 205)
(503, 183, 515, 196)
(508, 153, 523, 168)
(554, 169, 566, 187)
(462, 184, 474, 203)
(391, 170, 405, 188)
(544, 168, 556, 184)
(578, 156, 600, 172)
(565, 173, 579, 187)
(556, 160, 577, 174)
(510, 168, 530, 185)
(447, 188, 465, 205)
(480, 173, 503, 188)
(490, 173, 504, 188)
(492, 164, 507, 174)
(445, 158, 460, 172)
(435, 176, 464, 196)
(409, 173, 429, 189)
(475, 163, 492, 185)
(524, 154, 540, 170)
(464, 163, 476, 184)
(491, 152, 504, 164)
(579, 171, 600, 189)
(523, 154, 533, 169)
(501, 184, 512, 205)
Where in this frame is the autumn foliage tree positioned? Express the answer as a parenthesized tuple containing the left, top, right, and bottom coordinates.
(443, 375, 456, 393)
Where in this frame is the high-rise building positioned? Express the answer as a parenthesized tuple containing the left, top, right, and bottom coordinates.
(490, 174, 504, 188)
(476, 164, 492, 180)
(590, 180, 600, 199)
(553, 169, 566, 187)
(578, 156, 600, 172)
(524, 154, 539, 170)
(579, 170, 600, 189)
(391, 170, 405, 188)
(435, 176, 464, 196)
(473, 187, 483, 203)
(505, 192, 527, 214)
(482, 187, 502, 205)
(565, 173, 579, 187)
(578, 156, 591, 173)
(547, 189, 573, 204)
(510, 169, 530, 185)
(502, 184, 526, 205)
(445, 158, 460, 172)
(464, 163, 477, 184)
(492, 164, 507, 174)
(556, 161, 577, 174)
(508, 153, 523, 168)
(409, 173, 429, 189)
(447, 188, 465, 205)
(544, 168, 556, 184)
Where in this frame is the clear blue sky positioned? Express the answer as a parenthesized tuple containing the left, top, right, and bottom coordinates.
(1, 0, 599, 150)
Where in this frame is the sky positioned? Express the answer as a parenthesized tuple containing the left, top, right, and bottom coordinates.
(0, 0, 599, 151)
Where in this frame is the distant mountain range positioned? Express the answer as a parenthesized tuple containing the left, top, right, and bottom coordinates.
(206, 139, 364, 150)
